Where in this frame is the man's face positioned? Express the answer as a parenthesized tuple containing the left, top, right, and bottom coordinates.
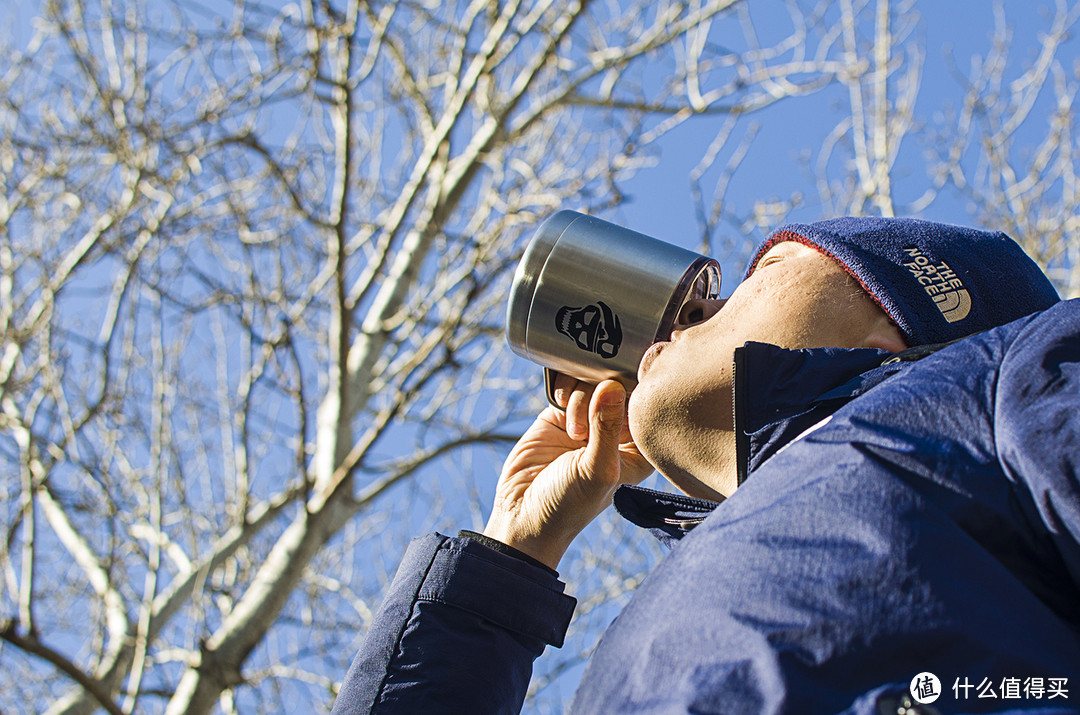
(628, 240, 905, 499)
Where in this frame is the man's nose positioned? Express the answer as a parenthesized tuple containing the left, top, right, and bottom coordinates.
(672, 298, 724, 333)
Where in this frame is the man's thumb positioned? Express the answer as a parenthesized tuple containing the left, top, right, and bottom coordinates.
(586, 380, 625, 465)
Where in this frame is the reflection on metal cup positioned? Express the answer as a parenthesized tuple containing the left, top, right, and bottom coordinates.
(506, 210, 721, 397)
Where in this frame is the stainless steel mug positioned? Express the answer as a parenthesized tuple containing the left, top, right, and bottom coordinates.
(506, 210, 721, 404)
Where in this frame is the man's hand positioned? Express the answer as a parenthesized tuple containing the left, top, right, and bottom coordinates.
(483, 379, 654, 570)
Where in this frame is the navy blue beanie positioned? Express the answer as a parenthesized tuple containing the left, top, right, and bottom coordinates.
(746, 216, 1060, 346)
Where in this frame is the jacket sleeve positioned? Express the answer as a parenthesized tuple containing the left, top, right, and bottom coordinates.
(330, 533, 577, 715)
(994, 300, 1080, 593)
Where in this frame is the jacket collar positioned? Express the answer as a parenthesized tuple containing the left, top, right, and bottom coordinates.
(615, 341, 904, 545)
(733, 342, 903, 484)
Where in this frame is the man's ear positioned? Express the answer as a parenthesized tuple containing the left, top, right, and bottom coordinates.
(862, 315, 908, 353)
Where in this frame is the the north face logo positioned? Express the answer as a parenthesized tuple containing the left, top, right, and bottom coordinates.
(903, 247, 971, 323)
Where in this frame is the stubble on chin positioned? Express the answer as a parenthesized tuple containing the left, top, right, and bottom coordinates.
(627, 376, 734, 500)
(628, 384, 694, 484)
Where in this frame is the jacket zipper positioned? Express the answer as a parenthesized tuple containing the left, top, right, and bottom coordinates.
(661, 516, 707, 529)
(733, 346, 749, 486)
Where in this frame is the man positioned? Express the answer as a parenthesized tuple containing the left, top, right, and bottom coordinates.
(332, 217, 1080, 714)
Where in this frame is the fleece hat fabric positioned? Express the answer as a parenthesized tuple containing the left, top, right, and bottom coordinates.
(747, 216, 1060, 347)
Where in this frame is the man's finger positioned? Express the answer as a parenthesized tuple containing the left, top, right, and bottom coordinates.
(552, 371, 577, 408)
(566, 384, 592, 440)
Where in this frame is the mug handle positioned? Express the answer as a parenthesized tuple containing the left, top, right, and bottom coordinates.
(544, 367, 562, 410)
(545, 369, 626, 411)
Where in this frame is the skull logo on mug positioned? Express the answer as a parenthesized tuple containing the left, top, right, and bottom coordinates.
(555, 301, 622, 359)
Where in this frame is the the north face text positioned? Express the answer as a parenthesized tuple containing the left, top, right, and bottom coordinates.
(903, 247, 972, 323)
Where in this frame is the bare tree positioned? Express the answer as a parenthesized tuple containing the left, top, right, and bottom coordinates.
(688, 0, 1080, 307)
(814, 0, 1080, 297)
(935, 0, 1080, 297)
(688, 0, 930, 248)
(0, 1, 847, 712)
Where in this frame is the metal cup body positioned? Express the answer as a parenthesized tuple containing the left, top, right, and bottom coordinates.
(506, 210, 721, 388)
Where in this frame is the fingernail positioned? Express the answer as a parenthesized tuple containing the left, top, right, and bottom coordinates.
(598, 390, 625, 428)
(599, 390, 625, 407)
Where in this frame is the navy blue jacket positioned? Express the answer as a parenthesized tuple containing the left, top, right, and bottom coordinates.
(333, 300, 1080, 714)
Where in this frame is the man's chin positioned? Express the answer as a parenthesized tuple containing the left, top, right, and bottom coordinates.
(636, 432, 727, 502)
(659, 468, 727, 502)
